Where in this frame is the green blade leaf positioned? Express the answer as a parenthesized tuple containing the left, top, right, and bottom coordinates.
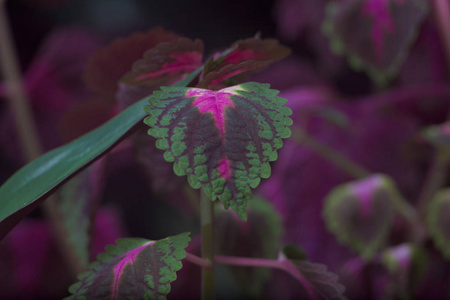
(427, 188, 450, 260)
(143, 82, 293, 220)
(323, 174, 397, 259)
(0, 68, 201, 240)
(66, 232, 191, 300)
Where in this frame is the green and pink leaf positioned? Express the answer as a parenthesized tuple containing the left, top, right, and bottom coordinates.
(66, 232, 190, 300)
(323, 0, 429, 84)
(323, 174, 396, 259)
(143, 82, 292, 220)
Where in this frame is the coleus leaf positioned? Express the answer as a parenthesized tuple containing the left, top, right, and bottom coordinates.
(427, 188, 450, 260)
(198, 37, 291, 90)
(66, 232, 191, 300)
(323, 174, 397, 259)
(215, 196, 283, 296)
(117, 38, 204, 109)
(84, 28, 179, 96)
(120, 38, 204, 88)
(280, 246, 347, 300)
(143, 82, 293, 220)
(56, 158, 106, 267)
(323, 0, 429, 84)
(0, 68, 201, 240)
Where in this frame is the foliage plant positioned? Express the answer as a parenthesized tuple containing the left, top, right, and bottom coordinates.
(1, 0, 450, 299)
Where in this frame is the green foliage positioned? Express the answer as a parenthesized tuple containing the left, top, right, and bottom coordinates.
(143, 82, 292, 220)
(323, 174, 397, 259)
(66, 232, 191, 300)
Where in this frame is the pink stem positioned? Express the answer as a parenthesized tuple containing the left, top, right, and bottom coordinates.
(184, 252, 319, 300)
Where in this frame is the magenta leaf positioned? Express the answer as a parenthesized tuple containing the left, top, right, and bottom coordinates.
(323, 0, 429, 84)
(198, 36, 291, 90)
(66, 232, 190, 300)
(280, 248, 347, 300)
(427, 189, 450, 260)
(84, 28, 179, 96)
(323, 174, 397, 259)
(215, 196, 282, 296)
(56, 158, 106, 267)
(143, 82, 292, 220)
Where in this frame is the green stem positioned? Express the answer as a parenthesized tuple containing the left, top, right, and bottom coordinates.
(292, 128, 370, 179)
(200, 189, 214, 300)
(416, 149, 449, 215)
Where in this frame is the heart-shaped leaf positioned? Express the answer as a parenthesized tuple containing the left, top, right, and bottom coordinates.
(323, 174, 397, 259)
(280, 247, 347, 300)
(215, 196, 283, 296)
(143, 82, 293, 220)
(323, 0, 429, 84)
(198, 37, 291, 90)
(427, 189, 450, 260)
(66, 232, 190, 300)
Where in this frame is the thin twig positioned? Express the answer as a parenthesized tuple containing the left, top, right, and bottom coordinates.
(200, 189, 214, 300)
(291, 127, 370, 179)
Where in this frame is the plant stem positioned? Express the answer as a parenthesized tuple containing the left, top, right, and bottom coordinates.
(292, 127, 370, 179)
(433, 0, 450, 70)
(416, 149, 449, 215)
(200, 189, 214, 300)
(184, 253, 319, 300)
(0, 2, 85, 277)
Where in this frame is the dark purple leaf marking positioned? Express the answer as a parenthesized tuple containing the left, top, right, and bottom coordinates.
(143, 82, 292, 220)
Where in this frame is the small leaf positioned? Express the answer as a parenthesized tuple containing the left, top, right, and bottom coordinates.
(323, 174, 397, 259)
(56, 158, 106, 267)
(323, 0, 429, 85)
(215, 196, 283, 296)
(120, 38, 203, 87)
(84, 28, 179, 96)
(143, 82, 293, 220)
(117, 38, 204, 109)
(280, 250, 347, 300)
(66, 232, 191, 300)
(198, 37, 291, 90)
(427, 189, 450, 260)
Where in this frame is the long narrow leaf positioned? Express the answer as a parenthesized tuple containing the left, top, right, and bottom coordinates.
(0, 68, 202, 240)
